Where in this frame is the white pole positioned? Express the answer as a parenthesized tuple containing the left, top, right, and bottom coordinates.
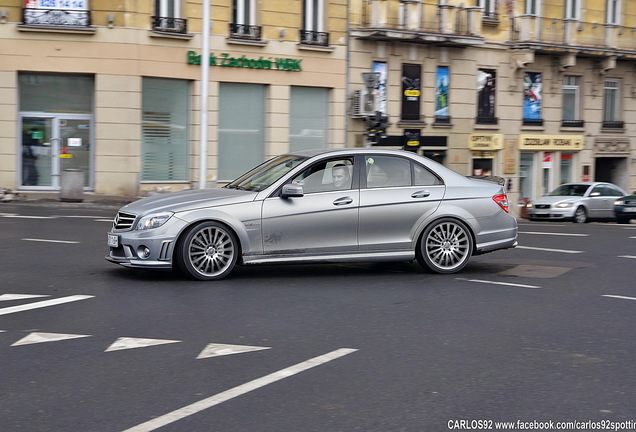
(198, 1, 210, 189)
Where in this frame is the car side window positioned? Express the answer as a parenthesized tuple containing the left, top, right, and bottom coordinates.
(292, 158, 353, 193)
(365, 156, 411, 188)
(606, 186, 624, 196)
(414, 163, 443, 186)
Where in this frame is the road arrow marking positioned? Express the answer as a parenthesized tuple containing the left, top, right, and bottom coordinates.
(196, 343, 271, 359)
(0, 295, 94, 316)
(122, 348, 358, 432)
(0, 294, 50, 301)
(105, 337, 181, 352)
(11, 332, 92, 346)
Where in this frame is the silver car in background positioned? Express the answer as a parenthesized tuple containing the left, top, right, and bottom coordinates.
(526, 182, 626, 223)
(106, 149, 518, 280)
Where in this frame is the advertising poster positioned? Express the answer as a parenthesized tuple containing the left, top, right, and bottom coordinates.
(523, 72, 542, 120)
(372, 61, 387, 114)
(435, 66, 449, 117)
(401, 63, 421, 121)
(477, 69, 496, 118)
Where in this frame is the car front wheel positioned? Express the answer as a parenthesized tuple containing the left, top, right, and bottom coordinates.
(176, 221, 239, 280)
(573, 206, 587, 223)
(417, 218, 473, 274)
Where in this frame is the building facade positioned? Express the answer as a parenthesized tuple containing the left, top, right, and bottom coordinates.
(0, 0, 347, 196)
(348, 0, 636, 214)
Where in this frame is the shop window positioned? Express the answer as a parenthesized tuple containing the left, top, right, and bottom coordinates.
(602, 79, 623, 129)
(290, 87, 329, 152)
(476, 69, 497, 124)
(152, 0, 187, 34)
(562, 76, 583, 127)
(519, 152, 535, 200)
(301, 0, 329, 46)
(141, 78, 189, 182)
(218, 83, 266, 181)
(230, 0, 261, 40)
(560, 153, 575, 184)
(19, 73, 93, 114)
(523, 72, 542, 126)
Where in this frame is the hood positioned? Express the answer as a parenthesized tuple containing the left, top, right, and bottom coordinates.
(532, 195, 581, 205)
(120, 187, 258, 215)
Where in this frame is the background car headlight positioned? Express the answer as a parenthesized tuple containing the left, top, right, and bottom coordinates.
(614, 200, 625, 206)
(555, 202, 573, 209)
(136, 211, 173, 230)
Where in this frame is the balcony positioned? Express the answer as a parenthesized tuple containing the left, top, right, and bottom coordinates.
(350, 0, 484, 47)
(151, 16, 188, 35)
(21, 7, 91, 28)
(300, 30, 330, 47)
(229, 23, 262, 41)
(510, 15, 636, 57)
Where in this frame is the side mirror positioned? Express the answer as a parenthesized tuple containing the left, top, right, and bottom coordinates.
(281, 184, 304, 199)
(590, 192, 601, 197)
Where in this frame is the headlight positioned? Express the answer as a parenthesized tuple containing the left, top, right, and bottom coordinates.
(555, 202, 573, 209)
(136, 211, 173, 230)
(525, 202, 533, 208)
(614, 200, 625, 206)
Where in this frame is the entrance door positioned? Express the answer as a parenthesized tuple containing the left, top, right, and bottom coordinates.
(20, 115, 92, 189)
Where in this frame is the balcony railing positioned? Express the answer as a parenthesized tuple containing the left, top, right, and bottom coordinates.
(229, 23, 262, 41)
(602, 120, 624, 129)
(22, 8, 91, 27)
(151, 16, 188, 34)
(300, 30, 330, 47)
(351, 0, 483, 40)
(561, 120, 584, 128)
(511, 15, 636, 52)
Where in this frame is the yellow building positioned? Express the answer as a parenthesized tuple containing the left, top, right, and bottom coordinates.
(348, 0, 636, 213)
(0, 0, 347, 196)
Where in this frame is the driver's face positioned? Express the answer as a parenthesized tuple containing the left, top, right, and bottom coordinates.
(332, 168, 348, 188)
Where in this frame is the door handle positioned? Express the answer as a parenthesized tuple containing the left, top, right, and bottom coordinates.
(333, 196, 353, 206)
(411, 190, 431, 198)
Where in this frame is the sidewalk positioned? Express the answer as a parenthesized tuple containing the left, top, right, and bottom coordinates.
(1, 189, 135, 209)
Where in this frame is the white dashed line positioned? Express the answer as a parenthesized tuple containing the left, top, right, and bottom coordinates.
(458, 278, 541, 289)
(602, 295, 636, 302)
(516, 245, 584, 254)
(0, 295, 94, 316)
(22, 238, 80, 244)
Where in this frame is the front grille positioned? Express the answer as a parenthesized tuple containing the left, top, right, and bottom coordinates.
(113, 211, 137, 230)
(534, 204, 551, 209)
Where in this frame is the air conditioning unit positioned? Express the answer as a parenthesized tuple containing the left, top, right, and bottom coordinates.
(351, 90, 366, 118)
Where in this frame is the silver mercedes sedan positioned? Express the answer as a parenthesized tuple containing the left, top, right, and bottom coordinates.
(106, 149, 517, 280)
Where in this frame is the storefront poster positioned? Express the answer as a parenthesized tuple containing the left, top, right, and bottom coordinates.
(401, 64, 421, 121)
(523, 72, 542, 120)
(372, 61, 387, 114)
(435, 67, 449, 117)
(477, 69, 496, 118)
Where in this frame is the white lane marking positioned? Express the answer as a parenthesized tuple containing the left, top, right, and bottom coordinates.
(122, 348, 358, 432)
(22, 238, 80, 244)
(197, 343, 271, 359)
(105, 337, 181, 352)
(602, 295, 636, 301)
(519, 231, 588, 237)
(0, 295, 94, 316)
(95, 219, 115, 223)
(516, 245, 584, 254)
(11, 332, 92, 346)
(0, 214, 54, 219)
(0, 294, 50, 301)
(618, 255, 636, 259)
(458, 278, 541, 289)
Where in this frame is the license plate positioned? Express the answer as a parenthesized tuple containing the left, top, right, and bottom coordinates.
(107, 233, 119, 248)
(625, 207, 636, 213)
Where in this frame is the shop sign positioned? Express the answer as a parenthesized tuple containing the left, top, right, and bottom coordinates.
(519, 134, 584, 151)
(469, 133, 503, 150)
(187, 51, 302, 72)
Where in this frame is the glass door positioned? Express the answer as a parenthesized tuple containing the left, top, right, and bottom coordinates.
(20, 115, 92, 189)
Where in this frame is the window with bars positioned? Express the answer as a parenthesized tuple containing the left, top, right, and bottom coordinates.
(562, 76, 583, 127)
(478, 0, 498, 21)
(602, 79, 623, 128)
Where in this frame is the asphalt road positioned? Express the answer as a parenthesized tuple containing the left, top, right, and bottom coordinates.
(1, 202, 635, 432)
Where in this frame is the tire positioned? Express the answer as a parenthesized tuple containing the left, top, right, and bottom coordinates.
(573, 206, 587, 223)
(416, 218, 473, 274)
(175, 221, 239, 281)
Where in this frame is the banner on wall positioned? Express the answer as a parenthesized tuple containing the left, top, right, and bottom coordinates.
(401, 64, 421, 121)
(372, 62, 387, 114)
(523, 72, 542, 120)
(477, 69, 496, 118)
(519, 134, 584, 151)
(435, 67, 449, 117)
(25, 0, 89, 9)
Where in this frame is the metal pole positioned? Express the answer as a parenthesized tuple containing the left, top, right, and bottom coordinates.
(198, 1, 210, 189)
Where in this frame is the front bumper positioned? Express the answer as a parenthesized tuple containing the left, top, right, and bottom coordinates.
(527, 208, 575, 220)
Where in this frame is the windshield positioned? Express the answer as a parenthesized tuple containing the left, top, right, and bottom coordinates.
(224, 155, 307, 192)
(548, 184, 590, 197)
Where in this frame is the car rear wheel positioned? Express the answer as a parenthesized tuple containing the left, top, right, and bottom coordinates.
(417, 218, 473, 274)
(573, 206, 587, 223)
(176, 221, 239, 280)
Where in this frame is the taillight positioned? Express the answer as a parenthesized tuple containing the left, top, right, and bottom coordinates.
(493, 193, 510, 213)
